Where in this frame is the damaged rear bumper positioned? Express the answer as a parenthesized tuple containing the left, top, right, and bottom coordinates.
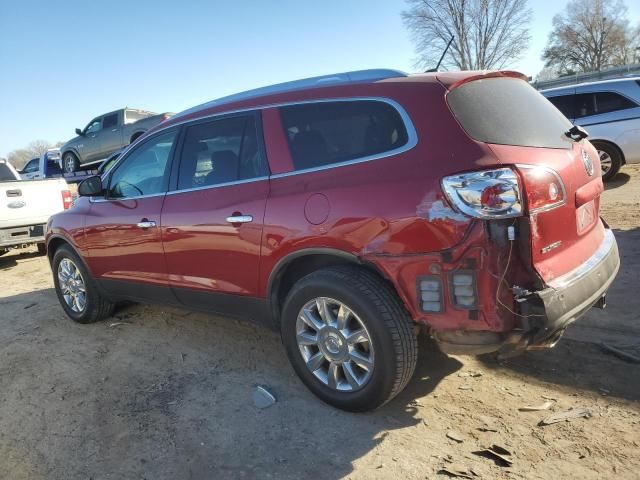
(435, 228, 620, 356)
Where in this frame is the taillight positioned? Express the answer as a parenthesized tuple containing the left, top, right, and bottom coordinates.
(442, 168, 522, 219)
(517, 165, 566, 213)
(62, 190, 73, 210)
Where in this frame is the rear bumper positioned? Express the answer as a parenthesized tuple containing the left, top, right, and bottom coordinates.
(0, 223, 46, 249)
(436, 228, 620, 356)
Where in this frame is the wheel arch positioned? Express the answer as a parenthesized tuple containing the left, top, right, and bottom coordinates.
(267, 248, 394, 324)
(590, 138, 626, 165)
(129, 130, 146, 144)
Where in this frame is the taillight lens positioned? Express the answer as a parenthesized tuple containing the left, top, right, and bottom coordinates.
(62, 190, 73, 210)
(442, 168, 522, 219)
(517, 165, 566, 213)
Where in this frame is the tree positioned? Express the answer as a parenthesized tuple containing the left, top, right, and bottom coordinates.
(402, 0, 532, 71)
(7, 140, 57, 170)
(542, 0, 640, 74)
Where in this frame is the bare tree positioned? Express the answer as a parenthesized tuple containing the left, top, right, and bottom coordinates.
(542, 0, 639, 74)
(402, 0, 532, 71)
(7, 140, 57, 170)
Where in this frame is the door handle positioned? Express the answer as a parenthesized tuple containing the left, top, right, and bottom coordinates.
(137, 220, 157, 229)
(225, 215, 253, 224)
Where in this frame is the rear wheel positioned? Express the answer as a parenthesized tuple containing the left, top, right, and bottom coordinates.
(52, 245, 114, 323)
(593, 142, 622, 181)
(63, 152, 79, 174)
(281, 266, 417, 411)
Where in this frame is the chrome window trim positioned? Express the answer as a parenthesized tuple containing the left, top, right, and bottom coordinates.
(89, 191, 166, 203)
(165, 176, 270, 196)
(102, 97, 418, 196)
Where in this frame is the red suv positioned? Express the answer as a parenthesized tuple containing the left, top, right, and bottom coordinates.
(46, 69, 620, 411)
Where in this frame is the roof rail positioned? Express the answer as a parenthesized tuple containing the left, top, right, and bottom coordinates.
(175, 69, 408, 118)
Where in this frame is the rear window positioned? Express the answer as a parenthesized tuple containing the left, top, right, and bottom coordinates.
(0, 163, 17, 181)
(125, 110, 154, 124)
(448, 78, 573, 149)
(279, 100, 409, 170)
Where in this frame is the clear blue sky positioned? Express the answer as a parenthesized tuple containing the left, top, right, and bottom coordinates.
(1, 0, 638, 157)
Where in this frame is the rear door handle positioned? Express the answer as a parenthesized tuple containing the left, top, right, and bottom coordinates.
(137, 220, 157, 229)
(225, 215, 253, 224)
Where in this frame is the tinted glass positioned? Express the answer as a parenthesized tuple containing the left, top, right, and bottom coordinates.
(0, 163, 16, 181)
(547, 94, 575, 119)
(85, 118, 102, 134)
(23, 158, 39, 172)
(108, 130, 176, 198)
(103, 113, 118, 129)
(448, 78, 573, 149)
(574, 92, 638, 118)
(177, 115, 267, 190)
(279, 100, 409, 170)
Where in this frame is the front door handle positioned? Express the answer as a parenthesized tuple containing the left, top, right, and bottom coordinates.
(225, 215, 253, 224)
(137, 220, 157, 229)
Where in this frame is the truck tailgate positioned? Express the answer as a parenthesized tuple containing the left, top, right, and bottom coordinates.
(0, 178, 68, 228)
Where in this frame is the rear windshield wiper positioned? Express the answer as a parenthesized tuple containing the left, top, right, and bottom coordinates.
(564, 125, 589, 141)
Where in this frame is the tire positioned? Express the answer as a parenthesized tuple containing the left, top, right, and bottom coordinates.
(63, 152, 79, 174)
(52, 245, 114, 323)
(281, 265, 418, 412)
(592, 142, 622, 181)
(37, 243, 46, 255)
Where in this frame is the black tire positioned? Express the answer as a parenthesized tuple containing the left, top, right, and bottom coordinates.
(63, 152, 79, 174)
(281, 266, 418, 412)
(592, 141, 622, 182)
(37, 243, 46, 255)
(52, 245, 114, 323)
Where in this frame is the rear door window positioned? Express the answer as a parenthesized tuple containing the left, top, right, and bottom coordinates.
(103, 113, 118, 129)
(574, 92, 638, 118)
(177, 114, 267, 190)
(547, 94, 575, 119)
(279, 100, 409, 171)
(447, 77, 573, 149)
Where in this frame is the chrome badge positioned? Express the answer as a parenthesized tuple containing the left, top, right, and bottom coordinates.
(581, 149, 594, 176)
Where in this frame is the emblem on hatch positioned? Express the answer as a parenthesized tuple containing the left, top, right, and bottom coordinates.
(581, 149, 594, 176)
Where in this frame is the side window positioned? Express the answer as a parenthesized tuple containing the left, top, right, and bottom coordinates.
(23, 158, 39, 172)
(547, 95, 575, 119)
(103, 113, 118, 129)
(85, 118, 102, 134)
(575, 92, 638, 118)
(279, 100, 409, 171)
(107, 130, 177, 199)
(177, 114, 267, 190)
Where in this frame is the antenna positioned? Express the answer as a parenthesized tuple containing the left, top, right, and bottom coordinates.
(426, 35, 454, 73)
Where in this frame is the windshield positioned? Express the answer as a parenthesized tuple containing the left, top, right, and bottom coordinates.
(447, 77, 573, 149)
(0, 163, 17, 181)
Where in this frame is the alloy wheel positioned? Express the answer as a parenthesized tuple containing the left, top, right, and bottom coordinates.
(598, 149, 612, 175)
(296, 297, 375, 392)
(57, 258, 87, 313)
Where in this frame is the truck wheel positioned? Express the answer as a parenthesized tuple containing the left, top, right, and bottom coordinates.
(52, 245, 114, 323)
(592, 142, 622, 181)
(281, 266, 418, 412)
(63, 153, 79, 174)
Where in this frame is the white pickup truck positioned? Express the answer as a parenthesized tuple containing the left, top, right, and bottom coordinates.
(0, 159, 72, 256)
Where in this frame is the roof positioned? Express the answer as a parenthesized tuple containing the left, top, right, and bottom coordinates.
(540, 76, 640, 94)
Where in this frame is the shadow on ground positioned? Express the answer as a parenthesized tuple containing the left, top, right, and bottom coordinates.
(0, 285, 461, 480)
(479, 227, 640, 403)
(604, 171, 631, 190)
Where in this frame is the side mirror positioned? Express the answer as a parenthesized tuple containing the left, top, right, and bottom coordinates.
(75, 128, 84, 136)
(78, 175, 103, 197)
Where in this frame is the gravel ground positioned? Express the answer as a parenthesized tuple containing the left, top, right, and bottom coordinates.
(0, 166, 639, 479)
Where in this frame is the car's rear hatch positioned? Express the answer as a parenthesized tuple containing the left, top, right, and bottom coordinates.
(443, 73, 606, 284)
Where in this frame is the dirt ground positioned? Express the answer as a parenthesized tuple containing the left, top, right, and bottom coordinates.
(1, 168, 639, 480)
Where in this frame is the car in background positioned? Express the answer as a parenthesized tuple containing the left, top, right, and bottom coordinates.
(1, 159, 71, 256)
(542, 78, 640, 180)
(60, 108, 173, 174)
(47, 69, 619, 411)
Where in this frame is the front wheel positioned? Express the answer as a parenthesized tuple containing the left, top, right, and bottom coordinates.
(281, 266, 418, 411)
(593, 142, 622, 181)
(63, 152, 79, 174)
(52, 245, 114, 323)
